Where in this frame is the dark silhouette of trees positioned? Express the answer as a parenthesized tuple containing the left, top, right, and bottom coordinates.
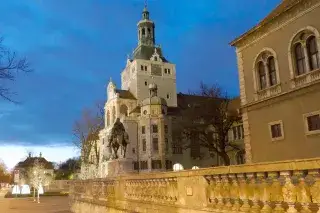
(72, 101, 104, 169)
(0, 37, 31, 102)
(173, 82, 242, 166)
(55, 157, 81, 180)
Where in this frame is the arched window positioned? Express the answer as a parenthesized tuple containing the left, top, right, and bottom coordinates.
(258, 61, 267, 90)
(147, 28, 151, 36)
(120, 104, 128, 117)
(106, 110, 110, 126)
(142, 28, 145, 36)
(294, 43, 306, 75)
(268, 57, 277, 86)
(307, 36, 319, 70)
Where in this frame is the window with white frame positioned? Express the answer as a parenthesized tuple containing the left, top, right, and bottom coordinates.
(255, 50, 279, 91)
(231, 125, 244, 141)
(268, 120, 284, 141)
(303, 111, 320, 135)
(291, 30, 320, 76)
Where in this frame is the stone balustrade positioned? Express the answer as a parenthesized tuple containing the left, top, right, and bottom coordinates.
(70, 158, 320, 213)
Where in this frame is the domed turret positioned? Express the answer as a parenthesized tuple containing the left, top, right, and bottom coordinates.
(142, 83, 167, 106)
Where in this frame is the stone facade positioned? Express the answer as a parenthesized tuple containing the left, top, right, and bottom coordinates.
(70, 157, 320, 213)
(81, 6, 245, 179)
(231, 0, 320, 163)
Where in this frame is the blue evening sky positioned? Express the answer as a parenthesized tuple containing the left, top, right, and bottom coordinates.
(0, 0, 280, 168)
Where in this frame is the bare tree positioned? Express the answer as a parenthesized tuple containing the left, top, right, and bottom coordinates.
(0, 37, 31, 103)
(173, 82, 242, 166)
(72, 101, 105, 174)
(0, 159, 11, 186)
(27, 159, 52, 203)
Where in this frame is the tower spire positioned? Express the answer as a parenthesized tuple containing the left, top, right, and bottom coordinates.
(144, 0, 148, 9)
(137, 1, 155, 46)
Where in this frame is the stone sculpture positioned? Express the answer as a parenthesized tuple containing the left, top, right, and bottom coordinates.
(107, 118, 129, 159)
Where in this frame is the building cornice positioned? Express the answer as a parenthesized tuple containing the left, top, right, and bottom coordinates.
(231, 0, 320, 50)
(243, 81, 320, 112)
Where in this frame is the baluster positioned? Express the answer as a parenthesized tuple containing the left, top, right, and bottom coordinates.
(164, 178, 170, 202)
(213, 175, 224, 212)
(229, 174, 241, 213)
(221, 175, 232, 212)
(269, 171, 285, 213)
(309, 169, 320, 213)
(238, 173, 250, 213)
(294, 170, 312, 213)
(173, 178, 178, 202)
(258, 172, 271, 213)
(247, 173, 260, 213)
(205, 176, 216, 207)
(159, 179, 165, 202)
(149, 180, 153, 201)
(281, 171, 298, 213)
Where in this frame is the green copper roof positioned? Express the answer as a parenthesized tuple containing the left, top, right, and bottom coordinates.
(133, 45, 168, 62)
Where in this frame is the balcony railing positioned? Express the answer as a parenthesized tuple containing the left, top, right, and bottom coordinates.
(70, 158, 320, 213)
(255, 83, 282, 101)
(292, 68, 320, 88)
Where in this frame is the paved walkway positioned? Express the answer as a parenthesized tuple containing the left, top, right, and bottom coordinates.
(0, 196, 72, 213)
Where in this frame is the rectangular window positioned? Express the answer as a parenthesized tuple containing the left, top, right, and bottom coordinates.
(232, 125, 244, 141)
(165, 138, 169, 152)
(152, 124, 158, 133)
(271, 124, 282, 138)
(268, 120, 284, 141)
(232, 127, 237, 140)
(164, 68, 167, 74)
(172, 143, 182, 154)
(141, 65, 144, 71)
(144, 66, 148, 71)
(151, 160, 162, 169)
(168, 69, 171, 74)
(133, 161, 139, 170)
(153, 138, 159, 152)
(165, 160, 173, 170)
(305, 111, 320, 133)
(142, 139, 146, 152)
(141, 126, 145, 134)
(140, 161, 148, 170)
(164, 125, 168, 134)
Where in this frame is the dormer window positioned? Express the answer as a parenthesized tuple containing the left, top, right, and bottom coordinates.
(154, 56, 158, 61)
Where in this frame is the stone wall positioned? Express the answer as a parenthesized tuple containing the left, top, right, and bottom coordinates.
(47, 180, 71, 192)
(70, 158, 320, 213)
